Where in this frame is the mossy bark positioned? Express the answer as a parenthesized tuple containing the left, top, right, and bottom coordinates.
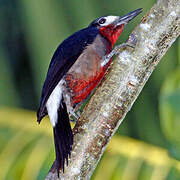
(46, 0, 180, 179)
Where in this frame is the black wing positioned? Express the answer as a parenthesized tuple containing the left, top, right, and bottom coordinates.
(37, 27, 99, 122)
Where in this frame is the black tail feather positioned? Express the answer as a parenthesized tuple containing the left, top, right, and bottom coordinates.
(53, 98, 73, 175)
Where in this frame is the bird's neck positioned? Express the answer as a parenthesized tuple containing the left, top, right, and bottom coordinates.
(99, 24, 124, 46)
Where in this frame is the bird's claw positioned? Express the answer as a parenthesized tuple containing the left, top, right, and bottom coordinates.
(69, 111, 81, 122)
(114, 42, 135, 53)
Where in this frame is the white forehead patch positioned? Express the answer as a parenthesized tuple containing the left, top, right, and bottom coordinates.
(102, 16, 118, 26)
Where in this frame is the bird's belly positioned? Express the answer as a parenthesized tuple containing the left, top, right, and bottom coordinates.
(63, 34, 112, 115)
(65, 68, 105, 106)
(63, 53, 108, 115)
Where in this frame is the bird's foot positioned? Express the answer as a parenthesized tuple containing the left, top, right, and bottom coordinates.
(103, 42, 135, 64)
(69, 110, 80, 122)
(101, 34, 137, 66)
(111, 33, 137, 57)
(113, 42, 135, 54)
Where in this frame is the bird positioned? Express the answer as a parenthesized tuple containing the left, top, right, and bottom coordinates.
(37, 8, 142, 175)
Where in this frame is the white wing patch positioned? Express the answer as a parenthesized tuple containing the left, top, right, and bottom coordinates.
(46, 80, 64, 127)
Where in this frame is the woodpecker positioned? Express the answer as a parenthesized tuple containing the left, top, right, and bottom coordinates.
(37, 8, 142, 174)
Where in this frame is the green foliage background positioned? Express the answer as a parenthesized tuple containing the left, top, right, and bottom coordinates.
(0, 0, 179, 179)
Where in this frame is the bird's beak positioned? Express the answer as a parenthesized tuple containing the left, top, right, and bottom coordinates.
(115, 8, 142, 26)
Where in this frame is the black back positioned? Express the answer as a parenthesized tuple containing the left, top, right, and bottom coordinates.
(37, 26, 99, 122)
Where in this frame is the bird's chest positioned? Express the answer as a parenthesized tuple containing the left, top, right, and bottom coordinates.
(63, 35, 112, 113)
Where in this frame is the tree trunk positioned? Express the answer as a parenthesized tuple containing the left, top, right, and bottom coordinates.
(45, 0, 180, 179)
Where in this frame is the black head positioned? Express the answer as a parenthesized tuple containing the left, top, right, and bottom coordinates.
(88, 8, 142, 46)
(89, 8, 142, 28)
(89, 16, 119, 28)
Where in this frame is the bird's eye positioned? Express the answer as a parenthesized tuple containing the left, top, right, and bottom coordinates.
(99, 18, 106, 24)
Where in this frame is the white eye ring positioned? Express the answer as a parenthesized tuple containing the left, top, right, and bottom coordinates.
(99, 18, 106, 24)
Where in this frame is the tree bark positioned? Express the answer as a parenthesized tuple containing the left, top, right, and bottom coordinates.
(45, 0, 180, 179)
